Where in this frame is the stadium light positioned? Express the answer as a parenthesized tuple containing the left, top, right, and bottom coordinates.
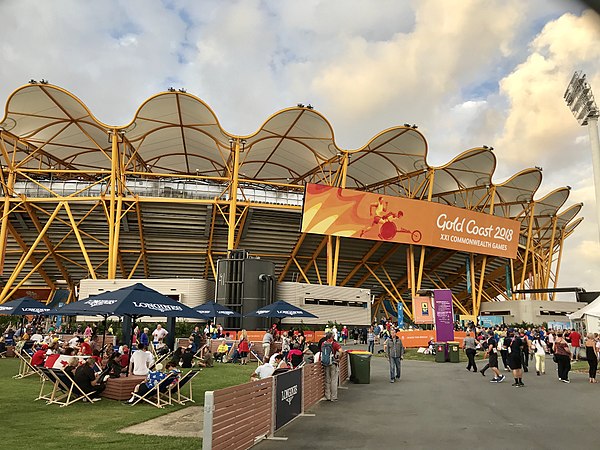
(564, 71, 600, 241)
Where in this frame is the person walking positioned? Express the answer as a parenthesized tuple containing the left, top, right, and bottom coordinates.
(481, 331, 505, 383)
(321, 332, 342, 401)
(463, 331, 478, 373)
(554, 332, 572, 383)
(531, 334, 547, 376)
(384, 329, 404, 382)
(585, 333, 597, 383)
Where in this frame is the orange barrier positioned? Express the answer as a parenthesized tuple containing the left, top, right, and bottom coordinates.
(395, 331, 467, 348)
(235, 330, 326, 343)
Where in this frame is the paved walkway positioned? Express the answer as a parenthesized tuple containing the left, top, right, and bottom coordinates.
(119, 406, 203, 438)
(256, 354, 597, 450)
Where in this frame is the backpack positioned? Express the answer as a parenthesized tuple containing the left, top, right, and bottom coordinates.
(321, 341, 335, 366)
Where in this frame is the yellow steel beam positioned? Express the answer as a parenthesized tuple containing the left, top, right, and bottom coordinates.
(278, 233, 307, 282)
(63, 201, 97, 279)
(227, 139, 241, 250)
(293, 258, 311, 284)
(135, 200, 150, 278)
(23, 203, 73, 288)
(340, 241, 382, 286)
(6, 222, 56, 289)
(0, 203, 62, 302)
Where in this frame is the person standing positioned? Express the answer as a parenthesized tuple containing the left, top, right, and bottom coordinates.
(585, 333, 597, 383)
(152, 324, 168, 346)
(507, 330, 525, 387)
(463, 332, 478, 373)
(384, 329, 404, 382)
(262, 329, 274, 360)
(367, 326, 375, 354)
(531, 334, 547, 376)
(321, 332, 342, 401)
(238, 329, 250, 365)
(520, 330, 530, 373)
(570, 328, 581, 362)
(554, 332, 572, 383)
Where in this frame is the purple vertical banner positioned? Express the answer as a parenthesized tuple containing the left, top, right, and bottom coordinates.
(434, 289, 455, 342)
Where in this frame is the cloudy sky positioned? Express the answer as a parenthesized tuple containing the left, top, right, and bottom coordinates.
(1, 0, 599, 296)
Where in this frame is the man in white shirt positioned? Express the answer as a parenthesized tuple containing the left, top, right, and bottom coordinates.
(251, 362, 275, 380)
(129, 344, 155, 376)
(152, 324, 168, 344)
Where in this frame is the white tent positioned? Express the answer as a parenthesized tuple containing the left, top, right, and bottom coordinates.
(568, 298, 600, 334)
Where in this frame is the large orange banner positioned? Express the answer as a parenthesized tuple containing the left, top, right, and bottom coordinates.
(301, 184, 519, 258)
(412, 295, 434, 324)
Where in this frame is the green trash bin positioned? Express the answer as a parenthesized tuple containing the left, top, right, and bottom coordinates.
(348, 350, 372, 384)
(448, 341, 460, 363)
(435, 343, 447, 363)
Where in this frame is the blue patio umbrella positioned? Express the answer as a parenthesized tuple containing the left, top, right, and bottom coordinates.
(53, 283, 205, 319)
(52, 283, 206, 365)
(0, 296, 51, 316)
(244, 300, 318, 319)
(195, 301, 241, 318)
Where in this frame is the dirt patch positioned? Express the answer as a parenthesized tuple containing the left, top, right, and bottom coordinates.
(119, 406, 203, 438)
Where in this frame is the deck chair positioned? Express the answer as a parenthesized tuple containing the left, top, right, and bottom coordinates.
(165, 369, 199, 405)
(130, 373, 178, 408)
(13, 348, 41, 379)
(37, 367, 63, 403)
(45, 368, 97, 407)
(149, 350, 173, 370)
(192, 344, 208, 361)
(248, 342, 263, 365)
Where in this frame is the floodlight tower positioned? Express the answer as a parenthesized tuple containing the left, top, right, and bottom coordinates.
(564, 71, 600, 241)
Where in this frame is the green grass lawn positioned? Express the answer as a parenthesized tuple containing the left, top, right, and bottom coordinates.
(0, 358, 252, 449)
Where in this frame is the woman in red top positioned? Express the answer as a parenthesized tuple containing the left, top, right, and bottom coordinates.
(238, 329, 250, 365)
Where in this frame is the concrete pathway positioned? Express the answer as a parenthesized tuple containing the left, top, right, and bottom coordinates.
(119, 406, 203, 438)
(256, 355, 597, 450)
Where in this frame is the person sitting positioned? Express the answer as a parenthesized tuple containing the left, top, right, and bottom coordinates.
(31, 344, 48, 367)
(130, 344, 154, 376)
(0, 337, 6, 357)
(197, 348, 214, 368)
(215, 339, 229, 362)
(74, 357, 105, 401)
(124, 362, 179, 404)
(227, 343, 241, 364)
(180, 346, 194, 368)
(120, 345, 130, 368)
(287, 344, 303, 369)
(250, 360, 275, 381)
(274, 353, 288, 370)
(63, 357, 80, 376)
(170, 346, 184, 366)
(106, 352, 124, 378)
(79, 338, 93, 356)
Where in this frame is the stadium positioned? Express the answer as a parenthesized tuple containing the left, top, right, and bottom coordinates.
(0, 83, 582, 323)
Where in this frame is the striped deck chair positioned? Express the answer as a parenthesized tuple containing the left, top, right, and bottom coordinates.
(130, 373, 178, 408)
(13, 348, 40, 379)
(164, 369, 199, 405)
(44, 368, 98, 407)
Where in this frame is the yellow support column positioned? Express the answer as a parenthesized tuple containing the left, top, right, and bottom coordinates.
(108, 130, 120, 278)
(227, 139, 241, 251)
(520, 203, 536, 292)
(0, 169, 15, 274)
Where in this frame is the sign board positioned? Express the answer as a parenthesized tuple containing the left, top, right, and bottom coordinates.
(301, 184, 520, 258)
(413, 295, 434, 324)
(275, 368, 302, 430)
(434, 289, 455, 342)
(478, 315, 504, 327)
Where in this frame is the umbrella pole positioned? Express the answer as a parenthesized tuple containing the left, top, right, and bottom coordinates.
(101, 315, 108, 357)
(127, 315, 137, 377)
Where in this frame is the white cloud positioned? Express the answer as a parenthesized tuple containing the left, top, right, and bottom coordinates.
(0, 0, 598, 291)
